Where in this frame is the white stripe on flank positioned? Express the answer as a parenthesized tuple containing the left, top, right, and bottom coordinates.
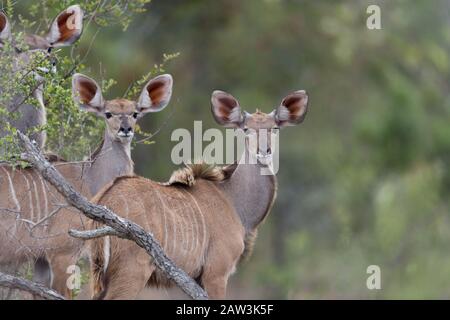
(183, 200, 192, 256)
(120, 195, 130, 219)
(32, 179, 42, 221)
(153, 189, 169, 253)
(103, 236, 111, 274)
(161, 193, 168, 252)
(179, 190, 194, 252)
(163, 192, 177, 257)
(178, 190, 194, 271)
(22, 172, 34, 222)
(183, 190, 206, 255)
(179, 189, 199, 272)
(178, 199, 187, 262)
(37, 175, 49, 217)
(170, 201, 177, 258)
(190, 201, 199, 254)
(189, 196, 199, 253)
(1, 167, 21, 211)
(49, 264, 54, 287)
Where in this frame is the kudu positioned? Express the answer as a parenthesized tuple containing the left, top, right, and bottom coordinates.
(0, 73, 173, 297)
(87, 89, 308, 299)
(0, 5, 84, 153)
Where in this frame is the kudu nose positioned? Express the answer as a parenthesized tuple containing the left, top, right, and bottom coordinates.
(119, 126, 132, 134)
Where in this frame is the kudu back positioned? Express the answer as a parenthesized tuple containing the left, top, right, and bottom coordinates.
(0, 5, 83, 153)
(0, 72, 173, 298)
(88, 89, 309, 299)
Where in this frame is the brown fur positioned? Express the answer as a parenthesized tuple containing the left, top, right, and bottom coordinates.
(89, 172, 245, 300)
(87, 89, 308, 300)
(89, 227, 107, 297)
(173, 164, 261, 266)
(0, 131, 136, 298)
(0, 162, 90, 297)
(208, 90, 307, 261)
(88, 162, 273, 300)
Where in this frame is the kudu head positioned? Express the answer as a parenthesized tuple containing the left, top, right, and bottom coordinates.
(0, 5, 84, 151)
(0, 5, 84, 49)
(0, 5, 84, 85)
(211, 90, 308, 165)
(72, 73, 173, 144)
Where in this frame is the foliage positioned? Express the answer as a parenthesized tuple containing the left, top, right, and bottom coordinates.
(0, 0, 153, 161)
(3, 0, 450, 299)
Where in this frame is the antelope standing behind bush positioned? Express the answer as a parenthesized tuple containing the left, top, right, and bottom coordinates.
(0, 5, 84, 153)
(0, 73, 173, 298)
(88, 89, 308, 299)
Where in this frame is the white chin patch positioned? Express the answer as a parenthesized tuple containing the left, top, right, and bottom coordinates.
(257, 154, 272, 165)
(117, 132, 134, 139)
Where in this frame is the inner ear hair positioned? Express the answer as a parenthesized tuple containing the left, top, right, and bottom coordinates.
(211, 90, 243, 127)
(137, 74, 173, 112)
(276, 90, 308, 126)
(55, 10, 77, 43)
(0, 13, 7, 30)
(0, 12, 11, 41)
(47, 5, 83, 47)
(78, 79, 98, 103)
(72, 74, 104, 112)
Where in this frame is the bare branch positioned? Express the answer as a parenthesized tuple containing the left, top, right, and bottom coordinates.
(69, 226, 121, 239)
(0, 272, 65, 300)
(16, 131, 209, 300)
(30, 204, 68, 230)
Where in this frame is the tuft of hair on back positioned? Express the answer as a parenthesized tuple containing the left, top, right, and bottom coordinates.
(166, 162, 226, 187)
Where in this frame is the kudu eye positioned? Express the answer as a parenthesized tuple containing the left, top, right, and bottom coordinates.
(105, 112, 112, 119)
(133, 112, 139, 119)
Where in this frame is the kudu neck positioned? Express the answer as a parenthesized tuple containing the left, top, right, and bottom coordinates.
(84, 133, 134, 196)
(101, 133, 132, 159)
(220, 148, 277, 233)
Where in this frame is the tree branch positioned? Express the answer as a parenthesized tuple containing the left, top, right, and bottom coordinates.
(0, 272, 65, 300)
(16, 131, 209, 300)
(69, 226, 121, 239)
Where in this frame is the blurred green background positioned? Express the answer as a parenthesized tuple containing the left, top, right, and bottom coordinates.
(11, 0, 450, 298)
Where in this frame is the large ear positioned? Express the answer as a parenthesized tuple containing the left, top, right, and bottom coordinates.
(72, 73, 105, 114)
(211, 90, 244, 128)
(137, 74, 173, 113)
(46, 4, 84, 48)
(0, 12, 12, 43)
(272, 90, 309, 127)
